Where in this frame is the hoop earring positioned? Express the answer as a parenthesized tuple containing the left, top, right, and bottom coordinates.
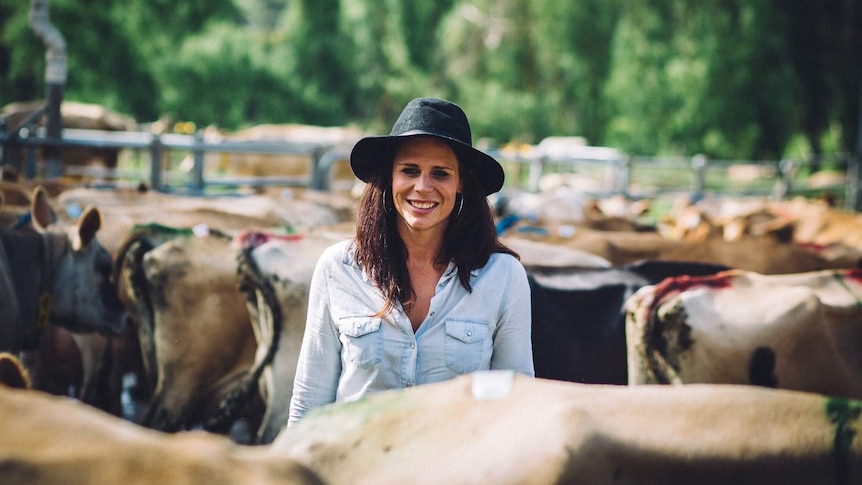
(455, 193, 464, 219)
(382, 188, 391, 214)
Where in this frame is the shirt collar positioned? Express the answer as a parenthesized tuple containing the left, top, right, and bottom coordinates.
(344, 241, 463, 285)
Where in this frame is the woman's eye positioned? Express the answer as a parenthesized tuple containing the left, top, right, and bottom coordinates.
(433, 171, 450, 179)
(402, 168, 419, 176)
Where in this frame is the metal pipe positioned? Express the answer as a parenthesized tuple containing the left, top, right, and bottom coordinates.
(29, 0, 66, 179)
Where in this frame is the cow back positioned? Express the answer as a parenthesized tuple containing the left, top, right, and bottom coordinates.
(626, 268, 862, 400)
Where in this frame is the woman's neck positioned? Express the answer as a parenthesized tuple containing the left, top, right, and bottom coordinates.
(397, 223, 446, 267)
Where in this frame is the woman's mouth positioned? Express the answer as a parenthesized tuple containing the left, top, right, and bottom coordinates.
(409, 200, 438, 210)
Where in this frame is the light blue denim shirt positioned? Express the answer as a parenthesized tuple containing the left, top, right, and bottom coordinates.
(287, 239, 533, 426)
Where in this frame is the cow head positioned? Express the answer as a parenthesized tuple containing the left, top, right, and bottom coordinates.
(31, 187, 127, 335)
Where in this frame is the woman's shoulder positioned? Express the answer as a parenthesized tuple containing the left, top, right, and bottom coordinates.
(317, 238, 356, 266)
(487, 250, 522, 264)
(484, 251, 528, 276)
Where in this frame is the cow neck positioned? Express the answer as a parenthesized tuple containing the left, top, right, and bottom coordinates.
(0, 228, 54, 350)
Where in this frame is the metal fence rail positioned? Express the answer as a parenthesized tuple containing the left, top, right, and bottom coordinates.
(0, 126, 350, 193)
(0, 126, 853, 207)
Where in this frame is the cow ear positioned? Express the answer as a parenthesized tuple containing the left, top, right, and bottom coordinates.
(0, 352, 31, 390)
(75, 205, 102, 250)
(30, 185, 57, 231)
(631, 199, 652, 217)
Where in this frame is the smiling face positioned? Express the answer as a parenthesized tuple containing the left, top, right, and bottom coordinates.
(391, 136, 462, 240)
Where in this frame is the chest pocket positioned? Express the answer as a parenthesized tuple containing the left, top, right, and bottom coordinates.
(444, 319, 489, 374)
(339, 317, 382, 369)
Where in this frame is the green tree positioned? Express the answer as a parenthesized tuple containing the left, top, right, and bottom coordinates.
(156, 23, 290, 128)
(604, 1, 798, 159)
(339, 0, 437, 126)
(2, 0, 859, 162)
(530, 0, 621, 143)
(775, 0, 862, 167)
(275, 0, 353, 124)
(0, 0, 43, 104)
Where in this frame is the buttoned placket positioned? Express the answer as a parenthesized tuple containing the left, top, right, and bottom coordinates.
(400, 263, 458, 389)
(394, 304, 416, 389)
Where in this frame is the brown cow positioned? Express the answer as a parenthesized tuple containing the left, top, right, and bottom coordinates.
(115, 226, 260, 436)
(274, 372, 862, 485)
(505, 224, 861, 274)
(83, 188, 349, 425)
(496, 189, 653, 233)
(658, 195, 862, 259)
(0, 376, 323, 485)
(56, 187, 346, 256)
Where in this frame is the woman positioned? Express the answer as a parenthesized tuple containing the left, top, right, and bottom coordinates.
(287, 97, 533, 426)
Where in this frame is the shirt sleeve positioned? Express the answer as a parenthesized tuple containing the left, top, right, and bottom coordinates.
(287, 246, 343, 426)
(490, 256, 535, 377)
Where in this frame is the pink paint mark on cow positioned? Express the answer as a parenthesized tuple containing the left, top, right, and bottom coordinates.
(649, 272, 735, 310)
(843, 268, 862, 285)
(794, 242, 831, 253)
(234, 230, 304, 250)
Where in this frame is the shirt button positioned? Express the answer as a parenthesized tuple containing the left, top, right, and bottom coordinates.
(466, 330, 473, 337)
(406, 382, 413, 387)
(429, 311, 435, 316)
(410, 343, 415, 349)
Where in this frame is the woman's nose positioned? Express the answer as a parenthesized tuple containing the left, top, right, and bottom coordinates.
(415, 173, 433, 191)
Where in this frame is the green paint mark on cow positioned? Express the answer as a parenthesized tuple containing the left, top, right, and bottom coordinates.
(131, 223, 195, 237)
(299, 389, 413, 437)
(826, 397, 862, 485)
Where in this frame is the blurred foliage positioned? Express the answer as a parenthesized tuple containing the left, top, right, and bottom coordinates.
(0, 0, 859, 162)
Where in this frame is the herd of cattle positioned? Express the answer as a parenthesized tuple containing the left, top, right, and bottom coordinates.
(2, 177, 862, 484)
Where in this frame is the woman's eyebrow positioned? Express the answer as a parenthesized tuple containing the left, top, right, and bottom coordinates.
(395, 162, 456, 171)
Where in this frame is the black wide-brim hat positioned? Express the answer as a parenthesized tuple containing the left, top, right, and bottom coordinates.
(350, 97, 505, 196)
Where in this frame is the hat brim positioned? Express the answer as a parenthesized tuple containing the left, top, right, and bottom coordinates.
(350, 132, 504, 196)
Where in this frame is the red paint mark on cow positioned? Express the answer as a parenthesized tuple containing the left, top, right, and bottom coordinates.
(649, 272, 735, 310)
(234, 230, 304, 250)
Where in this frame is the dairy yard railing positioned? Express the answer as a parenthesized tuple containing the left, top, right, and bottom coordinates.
(0, 125, 855, 208)
(0, 125, 351, 193)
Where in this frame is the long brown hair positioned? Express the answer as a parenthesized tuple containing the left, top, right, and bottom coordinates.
(353, 143, 517, 316)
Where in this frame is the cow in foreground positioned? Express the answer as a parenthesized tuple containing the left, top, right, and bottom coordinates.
(626, 268, 862, 400)
(274, 371, 862, 485)
(0, 354, 323, 485)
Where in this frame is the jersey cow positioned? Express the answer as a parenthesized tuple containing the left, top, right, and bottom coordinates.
(233, 230, 345, 444)
(274, 372, 862, 485)
(114, 225, 259, 436)
(626, 268, 862, 400)
(0, 357, 324, 485)
(504, 223, 862, 274)
(57, 187, 345, 257)
(0, 186, 125, 353)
